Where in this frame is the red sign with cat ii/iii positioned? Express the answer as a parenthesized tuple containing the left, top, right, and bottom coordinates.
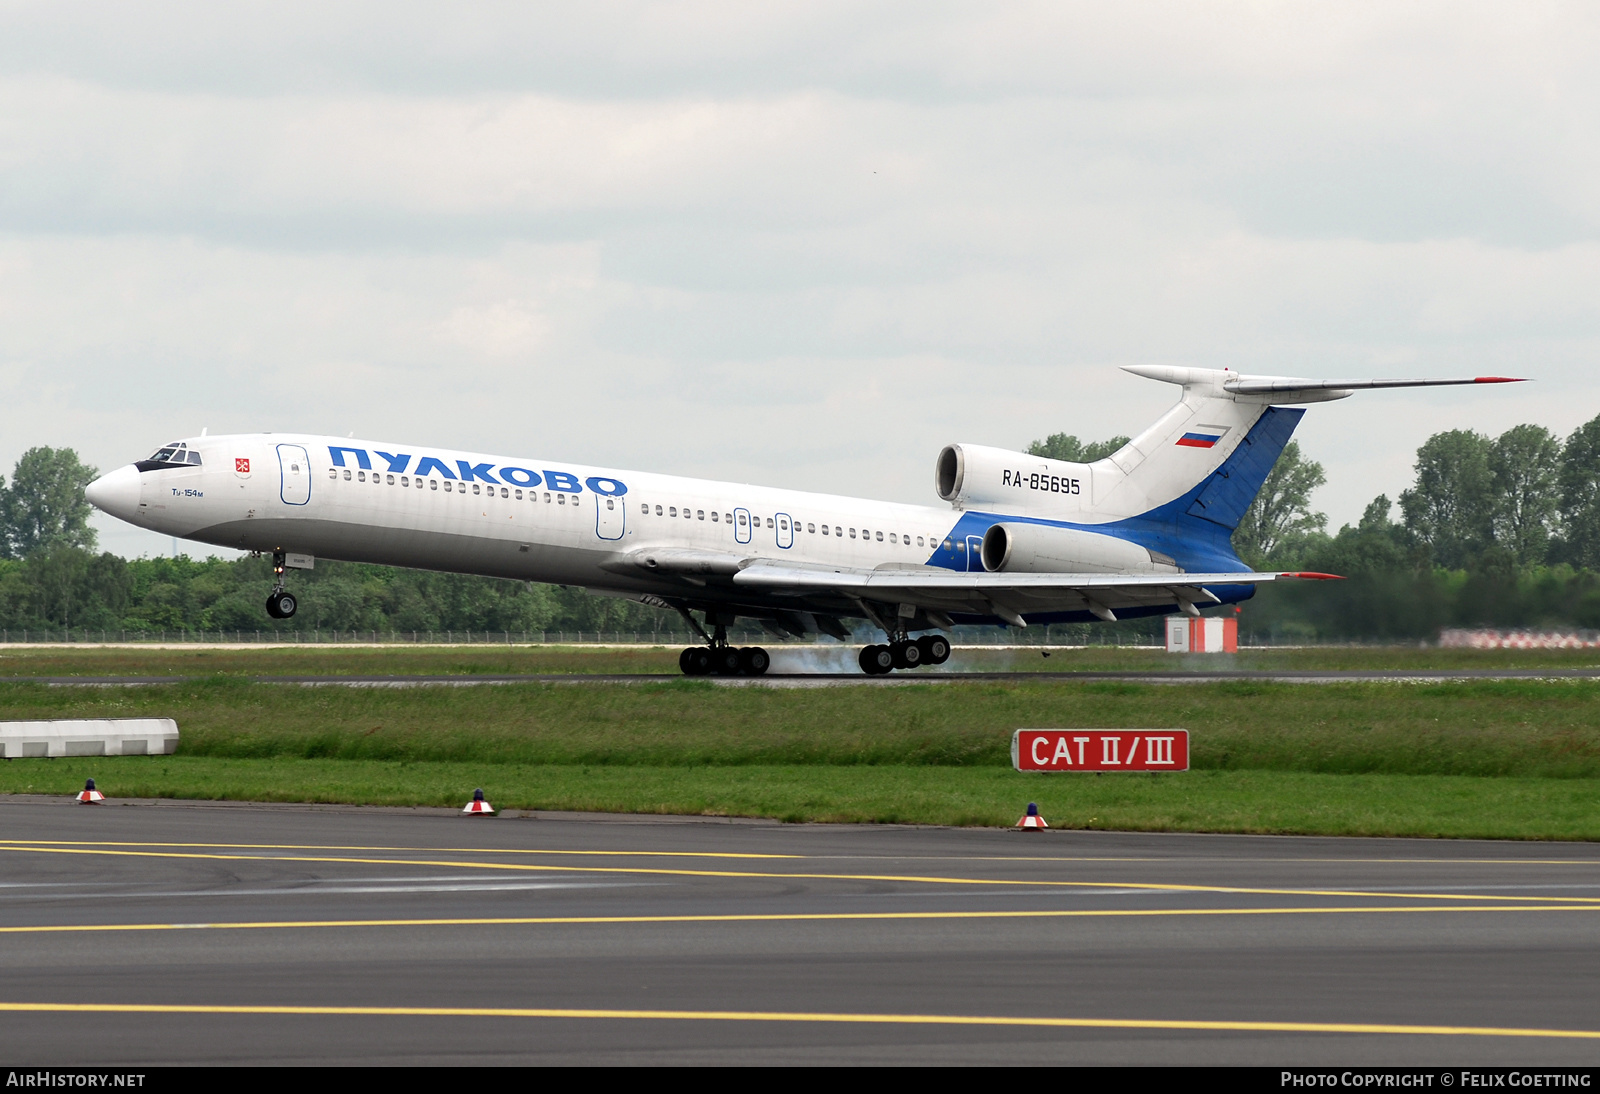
(1011, 729, 1189, 772)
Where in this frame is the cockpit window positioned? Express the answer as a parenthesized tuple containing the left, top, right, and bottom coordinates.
(135, 442, 200, 472)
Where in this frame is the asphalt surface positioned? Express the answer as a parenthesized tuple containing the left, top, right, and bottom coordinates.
(14, 668, 1600, 687)
(0, 798, 1597, 1065)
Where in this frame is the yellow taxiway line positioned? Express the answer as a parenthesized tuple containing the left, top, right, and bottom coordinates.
(1, 903, 1596, 935)
(0, 1002, 1596, 1040)
(1, 842, 1596, 906)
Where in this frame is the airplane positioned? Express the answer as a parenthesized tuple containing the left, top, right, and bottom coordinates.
(83, 366, 1520, 675)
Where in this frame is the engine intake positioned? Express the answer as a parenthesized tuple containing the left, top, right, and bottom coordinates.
(980, 522, 1178, 574)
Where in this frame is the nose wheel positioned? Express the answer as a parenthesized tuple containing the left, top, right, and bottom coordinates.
(264, 551, 298, 619)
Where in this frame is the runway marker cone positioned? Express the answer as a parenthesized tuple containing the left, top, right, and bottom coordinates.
(1016, 802, 1047, 830)
(462, 788, 495, 816)
(76, 778, 104, 805)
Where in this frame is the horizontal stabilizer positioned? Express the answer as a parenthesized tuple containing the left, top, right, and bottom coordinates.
(1223, 375, 1526, 395)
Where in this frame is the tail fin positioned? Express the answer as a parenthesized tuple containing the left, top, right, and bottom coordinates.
(1088, 365, 1521, 569)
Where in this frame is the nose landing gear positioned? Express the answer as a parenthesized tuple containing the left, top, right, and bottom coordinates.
(264, 551, 298, 619)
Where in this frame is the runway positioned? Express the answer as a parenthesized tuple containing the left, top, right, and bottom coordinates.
(0, 799, 1597, 1064)
(16, 667, 1600, 687)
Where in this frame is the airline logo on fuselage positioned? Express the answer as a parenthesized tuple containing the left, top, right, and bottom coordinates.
(327, 446, 627, 496)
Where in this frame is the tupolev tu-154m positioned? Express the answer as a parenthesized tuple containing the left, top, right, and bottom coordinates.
(84, 366, 1520, 675)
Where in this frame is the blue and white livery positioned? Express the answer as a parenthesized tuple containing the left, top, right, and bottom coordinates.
(84, 366, 1520, 674)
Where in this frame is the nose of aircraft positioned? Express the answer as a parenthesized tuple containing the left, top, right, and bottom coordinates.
(83, 464, 142, 522)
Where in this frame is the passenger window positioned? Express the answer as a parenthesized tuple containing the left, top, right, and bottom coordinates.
(640, 502, 648, 514)
(343, 470, 351, 480)
(697, 510, 704, 520)
(724, 513, 731, 523)
(544, 492, 551, 503)
(766, 518, 773, 528)
(558, 494, 566, 505)
(430, 479, 438, 491)
(835, 526, 842, 536)
(737, 513, 747, 525)
(808, 523, 815, 534)
(515, 489, 523, 500)
(669, 507, 677, 517)
(327, 469, 337, 479)
(445, 481, 454, 491)
(400, 476, 409, 487)
(889, 534, 896, 544)
(849, 528, 856, 539)
(473, 484, 481, 495)
(656, 505, 663, 515)
(386, 474, 394, 485)
(917, 536, 924, 547)
(821, 525, 829, 535)
(779, 518, 788, 531)
(711, 511, 719, 522)
(876, 531, 883, 541)
(501, 487, 508, 498)
(571, 495, 579, 505)
(357, 471, 366, 482)
(607, 499, 615, 510)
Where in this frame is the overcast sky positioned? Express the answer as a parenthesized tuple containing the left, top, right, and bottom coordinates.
(1, 2, 1595, 558)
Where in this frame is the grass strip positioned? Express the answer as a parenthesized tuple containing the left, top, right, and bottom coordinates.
(3, 759, 1598, 840)
(3, 678, 1600, 777)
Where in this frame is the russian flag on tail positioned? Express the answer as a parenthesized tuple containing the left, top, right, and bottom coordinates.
(1176, 432, 1222, 448)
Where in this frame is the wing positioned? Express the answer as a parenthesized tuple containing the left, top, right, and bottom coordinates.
(731, 561, 1339, 625)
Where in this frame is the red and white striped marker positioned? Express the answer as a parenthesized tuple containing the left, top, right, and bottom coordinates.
(462, 788, 495, 816)
(1016, 802, 1048, 829)
(76, 778, 104, 804)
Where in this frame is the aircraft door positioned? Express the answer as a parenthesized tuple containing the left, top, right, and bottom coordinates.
(276, 444, 311, 506)
(733, 507, 752, 545)
(595, 495, 625, 540)
(775, 512, 794, 549)
(966, 534, 985, 571)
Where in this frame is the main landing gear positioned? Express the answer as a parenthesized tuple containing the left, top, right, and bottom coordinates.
(858, 634, 951, 675)
(264, 551, 298, 619)
(677, 616, 770, 677)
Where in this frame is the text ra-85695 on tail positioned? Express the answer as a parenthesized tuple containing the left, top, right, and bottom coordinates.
(84, 366, 1520, 675)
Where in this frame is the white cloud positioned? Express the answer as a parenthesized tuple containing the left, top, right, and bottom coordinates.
(1, 2, 1598, 554)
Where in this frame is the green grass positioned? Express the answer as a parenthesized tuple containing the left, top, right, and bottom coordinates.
(5, 758, 1598, 840)
(5, 642, 1600, 677)
(2, 677, 1599, 777)
(4, 665, 1598, 838)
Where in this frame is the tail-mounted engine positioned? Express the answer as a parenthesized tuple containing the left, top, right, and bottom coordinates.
(936, 443, 1094, 510)
(980, 522, 1179, 574)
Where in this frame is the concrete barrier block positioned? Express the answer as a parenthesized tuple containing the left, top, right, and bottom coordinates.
(0, 719, 179, 759)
